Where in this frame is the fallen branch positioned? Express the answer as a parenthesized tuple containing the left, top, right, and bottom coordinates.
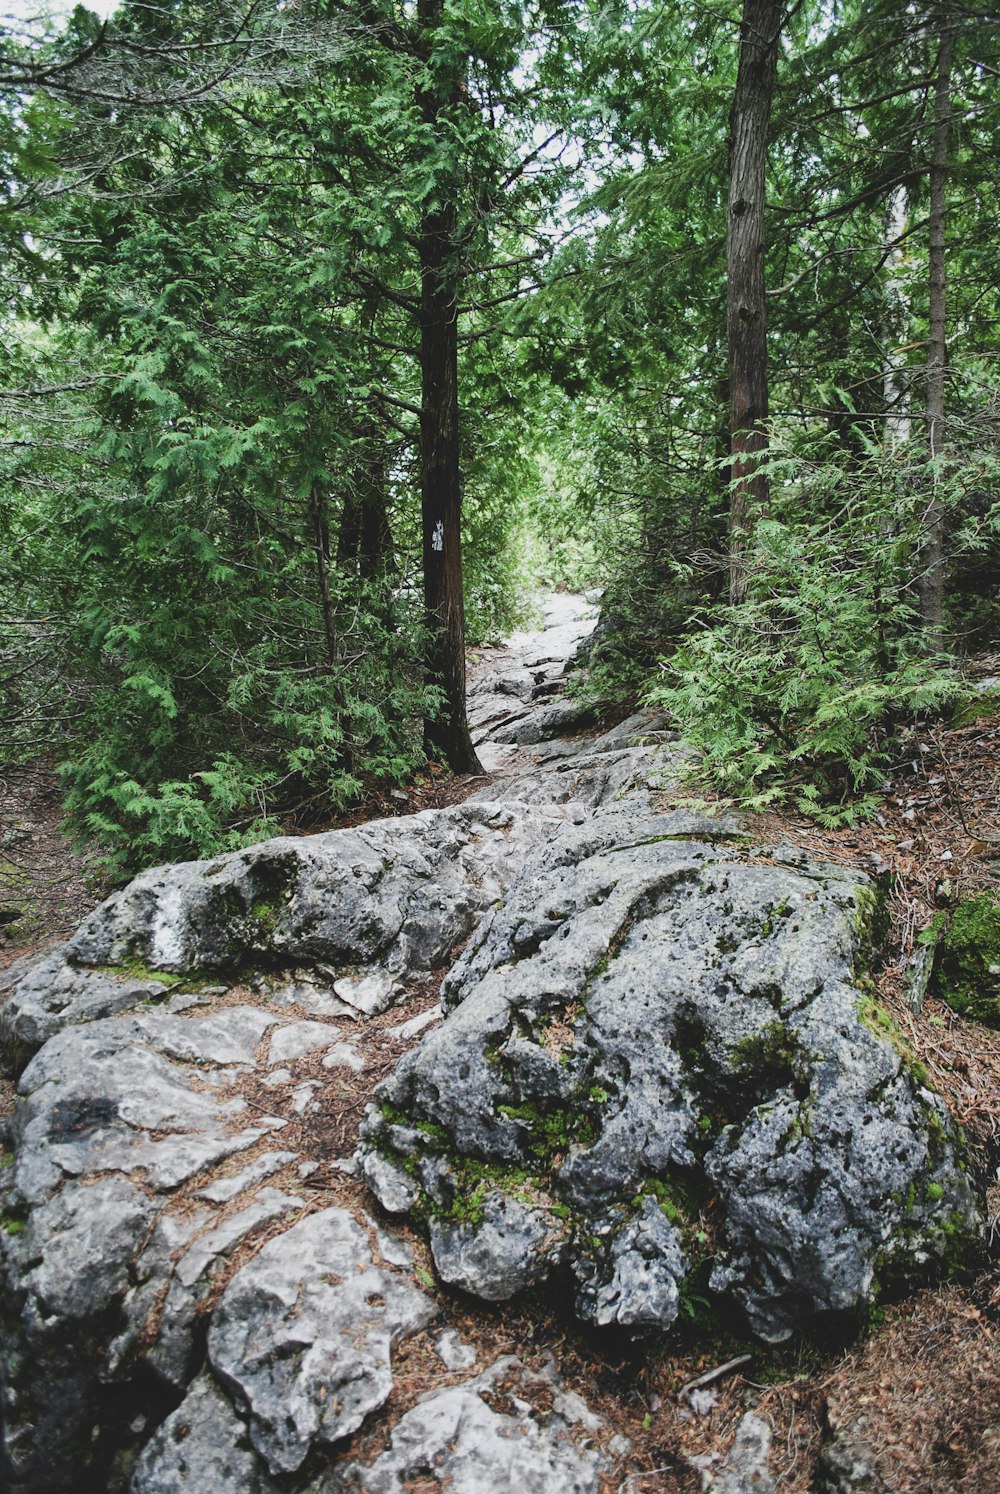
(679, 1353, 754, 1398)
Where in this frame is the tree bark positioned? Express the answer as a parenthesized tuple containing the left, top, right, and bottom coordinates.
(882, 185, 912, 450)
(337, 422, 393, 581)
(416, 0, 481, 773)
(309, 480, 354, 774)
(726, 0, 782, 604)
(918, 10, 954, 641)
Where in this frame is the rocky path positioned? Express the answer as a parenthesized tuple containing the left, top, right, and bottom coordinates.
(0, 597, 986, 1494)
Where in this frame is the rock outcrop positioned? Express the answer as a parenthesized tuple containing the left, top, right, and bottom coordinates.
(0, 800, 577, 1066)
(0, 801, 591, 1490)
(360, 808, 980, 1343)
(0, 593, 985, 1493)
(324, 1357, 604, 1493)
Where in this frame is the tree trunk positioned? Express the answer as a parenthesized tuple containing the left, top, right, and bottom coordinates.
(309, 480, 354, 773)
(416, 0, 481, 773)
(309, 480, 338, 669)
(882, 185, 912, 450)
(726, 0, 781, 604)
(918, 11, 954, 641)
(357, 461, 391, 581)
(337, 423, 393, 582)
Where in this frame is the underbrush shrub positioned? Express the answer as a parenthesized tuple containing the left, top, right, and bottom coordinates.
(646, 447, 972, 824)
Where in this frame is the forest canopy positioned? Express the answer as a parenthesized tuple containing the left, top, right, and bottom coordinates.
(1, 0, 998, 873)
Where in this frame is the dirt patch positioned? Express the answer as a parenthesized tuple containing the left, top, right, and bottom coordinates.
(820, 1279, 1000, 1492)
(0, 760, 105, 968)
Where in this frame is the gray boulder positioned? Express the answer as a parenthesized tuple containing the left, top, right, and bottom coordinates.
(207, 1208, 436, 1474)
(111, 1184, 304, 1390)
(816, 1409, 888, 1493)
(429, 1189, 568, 1300)
(323, 1357, 602, 1493)
(130, 1374, 279, 1494)
(1, 802, 575, 1064)
(0, 1003, 295, 1491)
(481, 695, 598, 745)
(702, 1413, 777, 1494)
(468, 715, 673, 811)
(360, 809, 981, 1341)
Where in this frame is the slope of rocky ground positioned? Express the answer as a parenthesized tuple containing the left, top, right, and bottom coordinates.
(0, 593, 997, 1494)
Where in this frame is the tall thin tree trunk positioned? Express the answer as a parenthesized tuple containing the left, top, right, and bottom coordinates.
(309, 480, 354, 773)
(883, 185, 912, 450)
(309, 480, 338, 669)
(358, 455, 391, 582)
(337, 421, 392, 581)
(919, 12, 954, 641)
(726, 0, 781, 604)
(416, 0, 481, 773)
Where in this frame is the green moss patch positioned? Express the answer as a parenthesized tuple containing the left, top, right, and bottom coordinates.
(851, 877, 891, 968)
(929, 896, 1000, 1027)
(94, 959, 186, 989)
(857, 995, 932, 1088)
(434, 1157, 550, 1227)
(496, 1100, 598, 1159)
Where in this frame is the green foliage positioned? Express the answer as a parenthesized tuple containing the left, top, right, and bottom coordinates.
(929, 897, 1000, 1028)
(52, 579, 433, 876)
(0, 0, 590, 863)
(3, 0, 1000, 876)
(646, 446, 970, 823)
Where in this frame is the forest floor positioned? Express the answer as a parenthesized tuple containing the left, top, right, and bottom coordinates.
(1, 643, 999, 1491)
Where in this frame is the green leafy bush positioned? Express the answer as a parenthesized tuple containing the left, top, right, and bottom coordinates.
(646, 451, 970, 823)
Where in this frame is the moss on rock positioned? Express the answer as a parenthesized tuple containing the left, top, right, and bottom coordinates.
(930, 896, 1000, 1028)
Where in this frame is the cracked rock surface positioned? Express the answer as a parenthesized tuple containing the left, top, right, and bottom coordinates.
(323, 1357, 603, 1493)
(360, 809, 980, 1342)
(0, 800, 576, 1063)
(0, 591, 984, 1493)
(207, 1208, 435, 1473)
(0, 596, 615, 1494)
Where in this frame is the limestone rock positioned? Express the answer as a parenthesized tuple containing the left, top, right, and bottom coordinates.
(0, 590, 986, 1494)
(572, 1197, 687, 1330)
(703, 1413, 777, 1494)
(483, 695, 597, 745)
(434, 1328, 477, 1371)
(130, 1374, 279, 1494)
(117, 1187, 304, 1390)
(21, 1174, 151, 1321)
(0, 1002, 297, 1490)
(429, 1190, 567, 1300)
(0, 948, 180, 1068)
(208, 1208, 436, 1474)
(816, 1409, 888, 1493)
(1, 802, 575, 1064)
(323, 1357, 602, 1493)
(360, 810, 981, 1342)
(0, 594, 603, 1494)
(817, 1431, 887, 1493)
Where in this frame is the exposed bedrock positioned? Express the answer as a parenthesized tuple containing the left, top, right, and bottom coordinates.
(0, 800, 577, 1065)
(0, 592, 986, 1493)
(0, 798, 599, 1493)
(0, 991, 442, 1491)
(359, 808, 982, 1343)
